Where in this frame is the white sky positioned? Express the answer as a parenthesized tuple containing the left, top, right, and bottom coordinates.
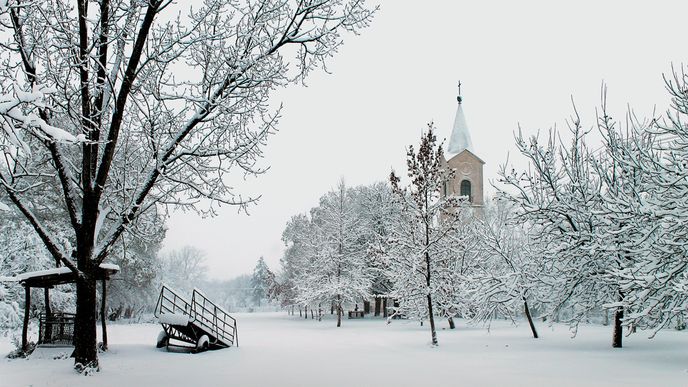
(162, 0, 688, 279)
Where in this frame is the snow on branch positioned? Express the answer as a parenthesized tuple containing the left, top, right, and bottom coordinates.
(0, 84, 85, 149)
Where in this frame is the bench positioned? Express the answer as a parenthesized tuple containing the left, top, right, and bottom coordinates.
(348, 310, 364, 319)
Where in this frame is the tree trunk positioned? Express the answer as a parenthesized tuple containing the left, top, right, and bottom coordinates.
(363, 300, 370, 314)
(22, 286, 30, 351)
(336, 295, 342, 327)
(304, 305, 308, 319)
(374, 297, 381, 316)
(612, 306, 623, 348)
(523, 298, 539, 339)
(74, 275, 99, 368)
(602, 309, 609, 326)
(427, 292, 438, 346)
(448, 317, 455, 329)
(424, 248, 438, 346)
(382, 298, 388, 318)
(100, 279, 108, 351)
(299, 307, 302, 317)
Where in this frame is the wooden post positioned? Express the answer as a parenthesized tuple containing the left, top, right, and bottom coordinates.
(101, 279, 108, 351)
(22, 285, 30, 351)
(44, 287, 52, 343)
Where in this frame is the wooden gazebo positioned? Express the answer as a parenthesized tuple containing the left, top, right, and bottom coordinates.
(2, 264, 119, 352)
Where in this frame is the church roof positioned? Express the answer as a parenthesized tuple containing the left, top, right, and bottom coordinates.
(446, 95, 473, 158)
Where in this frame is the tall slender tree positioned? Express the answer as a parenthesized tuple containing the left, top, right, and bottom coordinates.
(389, 123, 463, 346)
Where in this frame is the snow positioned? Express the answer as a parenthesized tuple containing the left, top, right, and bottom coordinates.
(446, 101, 473, 157)
(1, 313, 686, 386)
(0, 263, 121, 282)
(157, 313, 190, 326)
(99, 263, 121, 272)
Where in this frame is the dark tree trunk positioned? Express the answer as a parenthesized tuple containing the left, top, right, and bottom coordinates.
(382, 298, 388, 318)
(100, 279, 108, 351)
(523, 298, 539, 339)
(22, 286, 30, 351)
(336, 295, 342, 327)
(299, 307, 302, 317)
(425, 250, 438, 346)
(612, 306, 623, 348)
(448, 317, 455, 329)
(304, 305, 308, 319)
(427, 292, 437, 346)
(374, 297, 381, 316)
(363, 300, 370, 314)
(74, 276, 98, 367)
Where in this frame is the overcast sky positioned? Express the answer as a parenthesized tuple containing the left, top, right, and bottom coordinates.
(162, 0, 688, 279)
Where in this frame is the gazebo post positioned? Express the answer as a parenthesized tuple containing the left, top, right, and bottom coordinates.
(44, 287, 52, 342)
(44, 287, 51, 316)
(22, 285, 30, 351)
(101, 278, 108, 351)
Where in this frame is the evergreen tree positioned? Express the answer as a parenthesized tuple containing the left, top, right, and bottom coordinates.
(251, 257, 275, 307)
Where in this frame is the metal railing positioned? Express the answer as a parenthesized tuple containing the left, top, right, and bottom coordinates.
(155, 285, 193, 319)
(192, 289, 238, 347)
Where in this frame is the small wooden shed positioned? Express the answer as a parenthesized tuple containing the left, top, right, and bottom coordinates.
(1, 264, 119, 352)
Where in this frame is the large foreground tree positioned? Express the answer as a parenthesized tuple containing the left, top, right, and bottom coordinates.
(0, 0, 375, 368)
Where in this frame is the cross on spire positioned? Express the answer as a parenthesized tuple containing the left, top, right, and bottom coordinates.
(457, 80, 463, 104)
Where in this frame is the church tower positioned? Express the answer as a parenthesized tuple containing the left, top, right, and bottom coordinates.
(442, 86, 485, 206)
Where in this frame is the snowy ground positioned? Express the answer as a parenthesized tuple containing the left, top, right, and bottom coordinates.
(0, 313, 686, 387)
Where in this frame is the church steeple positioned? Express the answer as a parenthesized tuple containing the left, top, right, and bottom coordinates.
(442, 82, 484, 206)
(446, 82, 473, 158)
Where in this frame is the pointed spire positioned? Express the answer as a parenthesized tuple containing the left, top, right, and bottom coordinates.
(447, 81, 473, 157)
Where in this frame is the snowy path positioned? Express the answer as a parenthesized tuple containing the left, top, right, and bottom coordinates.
(0, 313, 686, 386)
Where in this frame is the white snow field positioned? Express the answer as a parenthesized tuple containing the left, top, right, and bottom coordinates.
(0, 313, 686, 387)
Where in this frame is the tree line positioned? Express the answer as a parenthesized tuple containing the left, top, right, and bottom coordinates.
(273, 74, 688, 348)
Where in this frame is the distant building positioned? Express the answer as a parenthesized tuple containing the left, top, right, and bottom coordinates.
(442, 90, 484, 207)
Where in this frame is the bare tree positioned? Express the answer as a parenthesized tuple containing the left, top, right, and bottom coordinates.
(0, 0, 375, 368)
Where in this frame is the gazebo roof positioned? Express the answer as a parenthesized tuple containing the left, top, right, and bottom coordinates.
(0, 263, 120, 288)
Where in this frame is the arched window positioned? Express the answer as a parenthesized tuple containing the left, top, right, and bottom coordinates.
(460, 180, 472, 202)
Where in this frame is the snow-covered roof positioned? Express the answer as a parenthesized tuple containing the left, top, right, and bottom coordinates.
(446, 97, 474, 158)
(0, 263, 120, 283)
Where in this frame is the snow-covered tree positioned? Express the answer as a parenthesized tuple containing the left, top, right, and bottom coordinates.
(0, 0, 376, 367)
(297, 180, 372, 327)
(593, 75, 688, 336)
(157, 246, 207, 295)
(279, 213, 312, 312)
(250, 257, 276, 307)
(388, 123, 464, 345)
(463, 199, 540, 338)
(498, 105, 629, 347)
(0, 216, 75, 333)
